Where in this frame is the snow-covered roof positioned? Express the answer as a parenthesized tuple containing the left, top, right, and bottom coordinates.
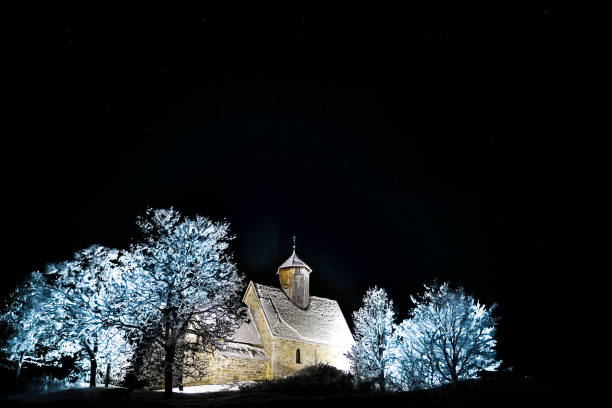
(277, 250, 312, 272)
(231, 309, 263, 346)
(252, 283, 354, 347)
(219, 342, 269, 360)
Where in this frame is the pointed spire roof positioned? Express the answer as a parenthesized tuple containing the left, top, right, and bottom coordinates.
(277, 250, 312, 272)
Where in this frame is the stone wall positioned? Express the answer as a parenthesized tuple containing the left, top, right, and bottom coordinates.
(271, 337, 349, 377)
(184, 350, 271, 385)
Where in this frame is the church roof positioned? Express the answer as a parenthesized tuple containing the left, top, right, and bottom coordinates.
(251, 282, 354, 347)
(277, 250, 312, 272)
(219, 342, 269, 361)
(231, 308, 263, 346)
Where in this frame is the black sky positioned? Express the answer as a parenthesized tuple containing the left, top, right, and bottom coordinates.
(3, 5, 576, 379)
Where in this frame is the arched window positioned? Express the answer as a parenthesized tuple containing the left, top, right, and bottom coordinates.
(296, 348, 301, 364)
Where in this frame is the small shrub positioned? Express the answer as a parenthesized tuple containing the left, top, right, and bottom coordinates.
(240, 363, 357, 395)
(121, 371, 149, 390)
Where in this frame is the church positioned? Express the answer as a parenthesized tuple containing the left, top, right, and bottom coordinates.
(185, 246, 354, 385)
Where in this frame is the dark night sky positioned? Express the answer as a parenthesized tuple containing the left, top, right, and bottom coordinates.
(3, 5, 578, 379)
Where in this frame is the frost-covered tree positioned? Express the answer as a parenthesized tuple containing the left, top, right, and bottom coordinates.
(395, 282, 500, 387)
(45, 246, 132, 387)
(103, 208, 244, 398)
(1, 246, 132, 386)
(1, 271, 55, 378)
(389, 318, 434, 390)
(348, 287, 396, 391)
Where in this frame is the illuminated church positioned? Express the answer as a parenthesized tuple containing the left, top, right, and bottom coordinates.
(186, 244, 354, 384)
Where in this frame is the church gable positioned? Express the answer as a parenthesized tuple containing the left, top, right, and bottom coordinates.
(242, 282, 276, 358)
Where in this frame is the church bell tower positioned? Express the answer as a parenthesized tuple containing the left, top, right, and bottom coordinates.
(277, 237, 312, 309)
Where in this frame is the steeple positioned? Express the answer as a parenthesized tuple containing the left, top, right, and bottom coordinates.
(277, 236, 312, 309)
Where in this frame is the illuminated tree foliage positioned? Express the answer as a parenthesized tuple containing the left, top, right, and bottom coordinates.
(348, 287, 396, 391)
(1, 208, 242, 396)
(1, 247, 131, 386)
(45, 246, 132, 387)
(1, 271, 53, 378)
(350, 283, 500, 391)
(103, 208, 245, 398)
(393, 282, 500, 388)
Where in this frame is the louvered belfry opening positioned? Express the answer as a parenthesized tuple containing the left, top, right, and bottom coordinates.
(277, 250, 312, 309)
(291, 267, 310, 309)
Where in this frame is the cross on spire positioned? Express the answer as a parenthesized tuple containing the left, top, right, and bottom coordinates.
(292, 235, 296, 252)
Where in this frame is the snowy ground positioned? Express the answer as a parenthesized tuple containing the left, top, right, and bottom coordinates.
(155, 382, 246, 393)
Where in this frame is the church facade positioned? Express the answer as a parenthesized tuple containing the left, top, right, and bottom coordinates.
(185, 249, 354, 385)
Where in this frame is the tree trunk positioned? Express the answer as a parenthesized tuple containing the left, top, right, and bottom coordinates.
(177, 347, 184, 392)
(164, 347, 175, 399)
(16, 351, 25, 379)
(105, 363, 111, 388)
(378, 337, 385, 392)
(85, 339, 98, 388)
(89, 358, 98, 388)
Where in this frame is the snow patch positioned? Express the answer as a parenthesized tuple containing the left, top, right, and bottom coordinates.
(156, 382, 250, 393)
